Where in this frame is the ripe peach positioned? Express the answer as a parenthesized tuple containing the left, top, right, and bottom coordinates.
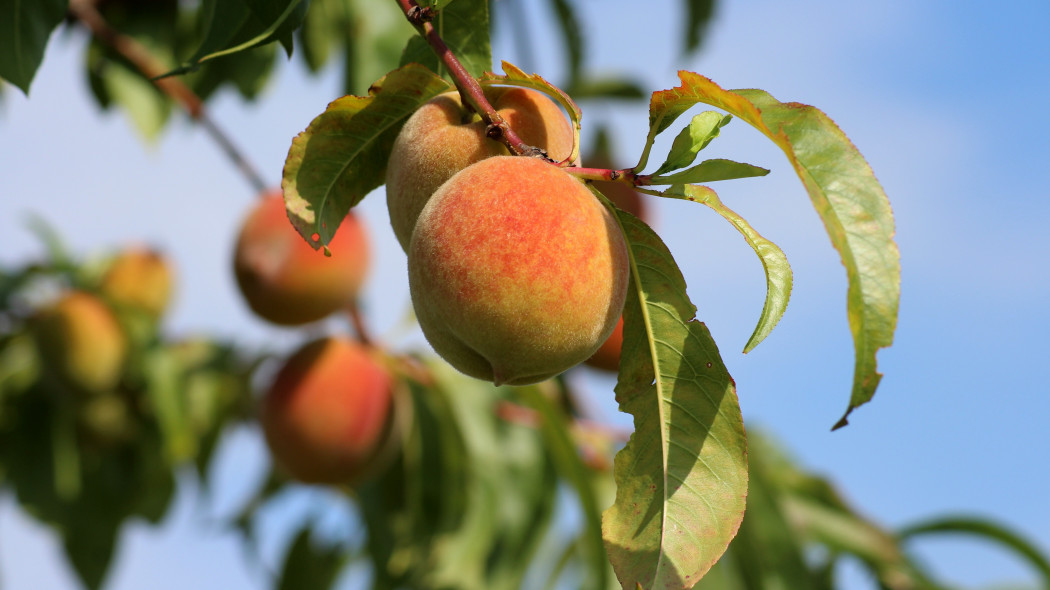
(100, 246, 174, 319)
(260, 337, 395, 485)
(408, 156, 629, 385)
(32, 291, 127, 394)
(385, 87, 575, 251)
(233, 191, 370, 326)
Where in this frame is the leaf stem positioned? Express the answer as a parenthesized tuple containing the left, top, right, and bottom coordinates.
(67, 0, 269, 195)
(395, 0, 550, 159)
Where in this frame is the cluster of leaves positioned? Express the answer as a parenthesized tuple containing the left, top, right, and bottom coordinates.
(0, 231, 257, 589)
(4, 0, 1047, 589)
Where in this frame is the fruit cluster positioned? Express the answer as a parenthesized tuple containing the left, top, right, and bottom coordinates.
(231, 86, 649, 488)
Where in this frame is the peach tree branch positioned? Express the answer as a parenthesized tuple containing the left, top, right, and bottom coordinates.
(67, 0, 269, 195)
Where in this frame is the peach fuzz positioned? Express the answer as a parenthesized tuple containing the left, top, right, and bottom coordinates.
(385, 87, 574, 251)
(32, 290, 127, 395)
(408, 156, 629, 385)
(233, 190, 369, 326)
(260, 337, 394, 485)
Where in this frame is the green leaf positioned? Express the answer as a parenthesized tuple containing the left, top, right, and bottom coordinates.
(282, 63, 452, 247)
(567, 77, 647, 100)
(516, 386, 609, 590)
(602, 210, 748, 589)
(899, 517, 1050, 587)
(143, 348, 197, 462)
(170, 0, 306, 75)
(649, 71, 900, 428)
(728, 459, 823, 590)
(275, 524, 349, 590)
(652, 112, 731, 176)
(63, 518, 120, 590)
(661, 184, 791, 352)
(0, 0, 67, 94)
(399, 0, 491, 80)
(652, 159, 769, 185)
(547, 0, 582, 86)
(682, 0, 715, 54)
(87, 44, 172, 140)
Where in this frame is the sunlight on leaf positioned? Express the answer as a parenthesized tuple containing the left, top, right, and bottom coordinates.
(652, 112, 731, 176)
(649, 71, 900, 428)
(652, 159, 768, 185)
(602, 209, 747, 590)
(661, 184, 791, 353)
(282, 64, 452, 248)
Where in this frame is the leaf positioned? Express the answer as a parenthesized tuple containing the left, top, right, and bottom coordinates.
(649, 71, 900, 428)
(479, 61, 583, 164)
(652, 112, 731, 176)
(567, 77, 647, 100)
(399, 0, 491, 80)
(169, 0, 306, 76)
(547, 0, 582, 86)
(282, 63, 452, 247)
(602, 210, 748, 589)
(516, 386, 609, 590)
(652, 159, 769, 185)
(143, 348, 197, 462)
(275, 524, 349, 590)
(899, 516, 1050, 587)
(661, 184, 791, 352)
(682, 0, 715, 54)
(0, 0, 67, 94)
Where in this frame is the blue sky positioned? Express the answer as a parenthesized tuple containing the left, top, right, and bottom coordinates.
(2, 0, 1049, 588)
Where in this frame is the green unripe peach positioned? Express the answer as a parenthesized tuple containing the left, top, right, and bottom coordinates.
(385, 87, 575, 251)
(408, 156, 630, 385)
(32, 291, 127, 394)
(233, 191, 370, 326)
(100, 246, 174, 319)
(260, 337, 395, 484)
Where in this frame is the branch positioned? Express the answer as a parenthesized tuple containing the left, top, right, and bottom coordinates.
(67, 0, 269, 195)
(395, 0, 551, 160)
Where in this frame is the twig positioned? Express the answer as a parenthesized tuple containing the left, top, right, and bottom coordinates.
(395, 0, 551, 160)
(67, 0, 269, 195)
(345, 300, 373, 347)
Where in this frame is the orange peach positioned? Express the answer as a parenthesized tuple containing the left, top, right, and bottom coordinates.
(32, 291, 127, 394)
(408, 156, 629, 385)
(100, 246, 174, 319)
(260, 337, 395, 484)
(233, 191, 370, 326)
(385, 87, 574, 251)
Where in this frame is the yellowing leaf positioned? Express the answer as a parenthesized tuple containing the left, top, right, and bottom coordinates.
(282, 64, 452, 248)
(650, 71, 900, 428)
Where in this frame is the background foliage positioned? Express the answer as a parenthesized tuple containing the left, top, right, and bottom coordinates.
(2, 1, 1050, 587)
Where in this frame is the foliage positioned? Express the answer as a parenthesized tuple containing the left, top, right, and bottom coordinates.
(0, 1, 1045, 590)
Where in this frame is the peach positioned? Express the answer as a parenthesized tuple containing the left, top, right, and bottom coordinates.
(260, 337, 395, 485)
(100, 246, 174, 319)
(408, 156, 629, 385)
(32, 291, 127, 394)
(233, 190, 370, 326)
(385, 87, 574, 251)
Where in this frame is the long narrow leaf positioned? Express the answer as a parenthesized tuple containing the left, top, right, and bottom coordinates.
(602, 210, 748, 589)
(649, 71, 900, 428)
(662, 184, 791, 353)
(899, 516, 1050, 588)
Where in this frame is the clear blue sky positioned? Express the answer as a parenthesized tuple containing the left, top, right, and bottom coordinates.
(2, 0, 1048, 588)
